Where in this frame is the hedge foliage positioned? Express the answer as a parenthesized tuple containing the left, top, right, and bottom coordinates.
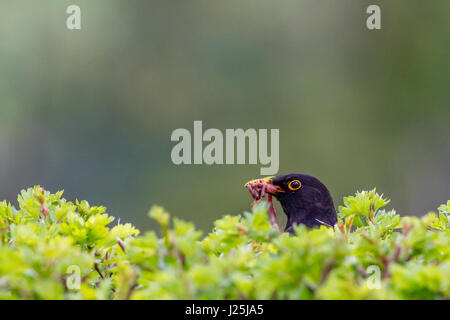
(0, 186, 449, 299)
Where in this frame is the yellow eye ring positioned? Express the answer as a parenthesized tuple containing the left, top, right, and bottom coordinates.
(288, 180, 302, 191)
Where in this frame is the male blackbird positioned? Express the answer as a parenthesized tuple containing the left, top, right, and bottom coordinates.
(245, 173, 337, 234)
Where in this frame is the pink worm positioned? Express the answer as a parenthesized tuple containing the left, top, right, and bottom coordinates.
(247, 181, 279, 231)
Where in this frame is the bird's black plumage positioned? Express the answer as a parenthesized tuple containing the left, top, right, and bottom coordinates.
(270, 173, 337, 234)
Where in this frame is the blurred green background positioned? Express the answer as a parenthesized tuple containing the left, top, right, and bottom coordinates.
(0, 1, 449, 232)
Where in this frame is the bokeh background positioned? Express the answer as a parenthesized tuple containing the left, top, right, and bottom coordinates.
(0, 1, 449, 232)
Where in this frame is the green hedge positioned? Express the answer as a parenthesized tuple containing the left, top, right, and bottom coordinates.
(0, 186, 449, 299)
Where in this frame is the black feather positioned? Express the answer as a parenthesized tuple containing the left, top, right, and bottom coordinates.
(271, 173, 337, 234)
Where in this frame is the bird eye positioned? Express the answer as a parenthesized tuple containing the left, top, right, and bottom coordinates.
(288, 180, 301, 191)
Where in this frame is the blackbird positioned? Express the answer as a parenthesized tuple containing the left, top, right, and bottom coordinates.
(245, 173, 337, 234)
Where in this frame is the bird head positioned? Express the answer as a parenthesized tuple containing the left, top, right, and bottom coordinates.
(245, 173, 337, 233)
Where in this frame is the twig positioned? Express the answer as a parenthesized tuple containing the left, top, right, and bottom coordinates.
(94, 263, 104, 279)
(320, 259, 335, 285)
